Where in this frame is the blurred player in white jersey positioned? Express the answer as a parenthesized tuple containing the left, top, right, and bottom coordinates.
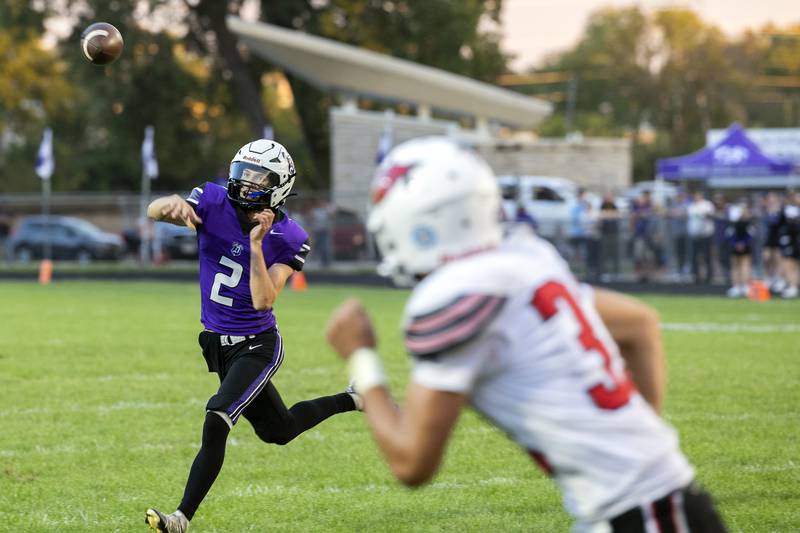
(326, 137, 727, 532)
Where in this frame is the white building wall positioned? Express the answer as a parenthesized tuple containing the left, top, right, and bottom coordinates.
(331, 107, 631, 219)
(331, 107, 453, 216)
(476, 138, 631, 193)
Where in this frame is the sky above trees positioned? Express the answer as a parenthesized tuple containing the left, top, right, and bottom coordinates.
(502, 0, 800, 71)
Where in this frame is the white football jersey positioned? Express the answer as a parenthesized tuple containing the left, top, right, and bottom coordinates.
(406, 229, 694, 527)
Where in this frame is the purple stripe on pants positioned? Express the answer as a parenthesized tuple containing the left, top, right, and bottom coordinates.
(226, 332, 283, 423)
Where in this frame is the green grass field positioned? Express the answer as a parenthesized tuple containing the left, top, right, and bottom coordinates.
(0, 282, 798, 532)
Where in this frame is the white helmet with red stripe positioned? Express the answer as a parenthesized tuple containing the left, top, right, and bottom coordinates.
(368, 136, 503, 286)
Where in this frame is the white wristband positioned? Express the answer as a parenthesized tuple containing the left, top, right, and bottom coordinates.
(348, 347, 386, 393)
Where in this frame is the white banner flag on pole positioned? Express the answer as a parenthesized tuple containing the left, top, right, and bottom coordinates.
(35, 128, 54, 180)
(141, 125, 159, 179)
(375, 110, 394, 165)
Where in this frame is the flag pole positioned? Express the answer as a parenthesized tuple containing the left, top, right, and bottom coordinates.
(39, 176, 53, 284)
(139, 125, 158, 265)
(139, 164, 151, 264)
(42, 175, 51, 261)
(35, 127, 54, 284)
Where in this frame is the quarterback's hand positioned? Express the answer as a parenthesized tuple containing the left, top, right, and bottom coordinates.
(250, 209, 275, 242)
(326, 299, 377, 359)
(162, 195, 202, 230)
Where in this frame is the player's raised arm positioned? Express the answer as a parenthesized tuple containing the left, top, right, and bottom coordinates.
(593, 288, 665, 413)
(147, 194, 202, 229)
(326, 299, 466, 487)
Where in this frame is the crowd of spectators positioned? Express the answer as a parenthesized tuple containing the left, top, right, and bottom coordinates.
(513, 189, 800, 298)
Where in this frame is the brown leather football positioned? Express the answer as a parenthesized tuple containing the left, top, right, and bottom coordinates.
(80, 22, 124, 65)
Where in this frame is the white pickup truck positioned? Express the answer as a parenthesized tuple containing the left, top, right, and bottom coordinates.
(498, 175, 581, 239)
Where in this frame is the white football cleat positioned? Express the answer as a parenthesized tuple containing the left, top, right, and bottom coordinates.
(781, 286, 798, 299)
(771, 278, 787, 293)
(726, 286, 743, 298)
(345, 383, 364, 412)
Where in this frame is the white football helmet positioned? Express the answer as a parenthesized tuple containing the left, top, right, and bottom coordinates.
(368, 136, 503, 286)
(227, 139, 296, 210)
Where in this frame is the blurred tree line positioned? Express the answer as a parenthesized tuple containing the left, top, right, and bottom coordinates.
(0, 0, 505, 193)
(521, 6, 800, 180)
(1, 2, 798, 193)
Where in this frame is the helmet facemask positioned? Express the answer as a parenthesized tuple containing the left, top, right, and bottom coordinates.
(227, 162, 283, 211)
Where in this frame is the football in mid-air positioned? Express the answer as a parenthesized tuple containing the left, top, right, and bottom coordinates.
(80, 22, 124, 65)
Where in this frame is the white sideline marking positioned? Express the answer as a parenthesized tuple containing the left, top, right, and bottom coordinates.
(661, 322, 800, 333)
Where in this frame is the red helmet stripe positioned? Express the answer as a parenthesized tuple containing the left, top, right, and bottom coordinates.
(372, 164, 415, 203)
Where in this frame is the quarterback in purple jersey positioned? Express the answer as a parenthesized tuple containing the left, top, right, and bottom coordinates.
(143, 139, 361, 533)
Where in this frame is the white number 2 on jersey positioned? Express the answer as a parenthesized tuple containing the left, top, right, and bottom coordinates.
(210, 256, 243, 307)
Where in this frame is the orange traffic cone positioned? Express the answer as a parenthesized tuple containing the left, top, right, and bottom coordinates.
(748, 280, 770, 302)
(38, 259, 53, 285)
(290, 271, 308, 291)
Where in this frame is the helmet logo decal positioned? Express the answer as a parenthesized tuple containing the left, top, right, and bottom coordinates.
(242, 155, 260, 164)
(372, 164, 415, 204)
(412, 225, 437, 249)
(231, 242, 244, 256)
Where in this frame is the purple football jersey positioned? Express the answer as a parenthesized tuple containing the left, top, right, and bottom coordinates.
(186, 183, 310, 335)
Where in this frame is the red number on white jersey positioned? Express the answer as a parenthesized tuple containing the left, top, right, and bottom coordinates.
(532, 281, 633, 410)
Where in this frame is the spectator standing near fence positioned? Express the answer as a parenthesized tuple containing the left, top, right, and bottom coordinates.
(668, 191, 690, 281)
(630, 191, 661, 282)
(514, 202, 538, 233)
(598, 192, 621, 281)
(712, 194, 731, 285)
(726, 203, 755, 298)
(310, 200, 334, 267)
(568, 190, 589, 278)
(778, 192, 800, 298)
(687, 192, 715, 284)
(762, 192, 785, 293)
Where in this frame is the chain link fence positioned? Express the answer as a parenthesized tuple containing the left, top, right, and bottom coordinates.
(0, 191, 788, 288)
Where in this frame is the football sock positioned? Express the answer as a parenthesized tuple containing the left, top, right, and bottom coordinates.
(272, 393, 357, 444)
(178, 411, 231, 521)
(291, 392, 357, 423)
(291, 392, 356, 430)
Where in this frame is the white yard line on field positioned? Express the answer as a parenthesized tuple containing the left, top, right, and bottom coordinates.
(661, 323, 800, 333)
(742, 461, 799, 472)
(666, 412, 800, 422)
(227, 476, 526, 499)
(0, 400, 179, 419)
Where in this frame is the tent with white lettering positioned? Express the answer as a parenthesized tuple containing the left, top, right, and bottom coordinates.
(656, 123, 799, 188)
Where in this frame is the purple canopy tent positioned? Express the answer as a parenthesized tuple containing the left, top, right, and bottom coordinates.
(656, 123, 798, 188)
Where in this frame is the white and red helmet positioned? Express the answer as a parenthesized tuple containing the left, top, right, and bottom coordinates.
(368, 136, 503, 286)
(227, 139, 296, 210)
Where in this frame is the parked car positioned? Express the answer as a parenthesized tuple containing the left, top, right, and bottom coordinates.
(498, 175, 580, 238)
(332, 208, 367, 260)
(122, 221, 198, 260)
(8, 215, 124, 262)
(156, 222, 198, 260)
